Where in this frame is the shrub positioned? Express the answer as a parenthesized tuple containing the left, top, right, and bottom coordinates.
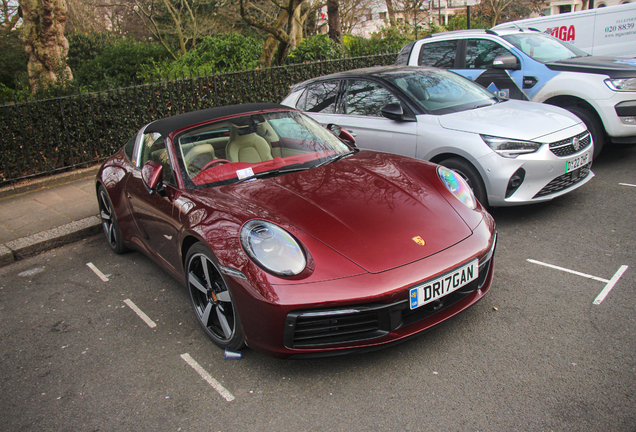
(287, 34, 345, 61)
(73, 39, 168, 88)
(0, 30, 29, 92)
(142, 34, 263, 79)
(344, 26, 415, 57)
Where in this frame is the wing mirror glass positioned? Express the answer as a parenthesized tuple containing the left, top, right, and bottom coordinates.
(142, 160, 164, 195)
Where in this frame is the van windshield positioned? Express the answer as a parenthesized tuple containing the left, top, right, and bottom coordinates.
(502, 33, 589, 63)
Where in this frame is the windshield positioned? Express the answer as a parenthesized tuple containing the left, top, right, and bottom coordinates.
(383, 69, 498, 115)
(177, 110, 352, 187)
(501, 33, 589, 63)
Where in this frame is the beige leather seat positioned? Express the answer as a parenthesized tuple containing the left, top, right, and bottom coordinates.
(184, 144, 216, 177)
(226, 125, 273, 163)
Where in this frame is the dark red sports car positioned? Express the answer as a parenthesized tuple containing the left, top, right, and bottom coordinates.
(96, 103, 496, 359)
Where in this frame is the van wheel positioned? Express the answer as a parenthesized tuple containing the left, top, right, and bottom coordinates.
(565, 106, 604, 160)
(439, 157, 488, 208)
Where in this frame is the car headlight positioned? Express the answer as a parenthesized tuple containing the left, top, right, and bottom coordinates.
(605, 78, 636, 92)
(438, 166, 477, 210)
(240, 220, 306, 276)
(481, 135, 542, 158)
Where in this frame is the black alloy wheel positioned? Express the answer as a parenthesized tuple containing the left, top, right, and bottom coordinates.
(186, 243, 244, 350)
(97, 185, 128, 254)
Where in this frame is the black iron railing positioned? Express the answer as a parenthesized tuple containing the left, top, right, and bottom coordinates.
(0, 52, 397, 185)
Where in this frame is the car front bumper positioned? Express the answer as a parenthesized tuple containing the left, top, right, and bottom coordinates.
(479, 130, 595, 206)
(227, 215, 497, 359)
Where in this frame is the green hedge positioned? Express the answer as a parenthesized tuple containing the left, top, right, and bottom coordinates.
(0, 52, 397, 184)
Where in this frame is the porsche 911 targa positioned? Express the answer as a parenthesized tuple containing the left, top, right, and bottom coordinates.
(96, 103, 497, 359)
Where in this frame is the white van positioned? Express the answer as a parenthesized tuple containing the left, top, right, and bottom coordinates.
(492, 3, 636, 57)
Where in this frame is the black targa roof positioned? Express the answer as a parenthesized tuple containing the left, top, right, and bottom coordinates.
(144, 103, 289, 136)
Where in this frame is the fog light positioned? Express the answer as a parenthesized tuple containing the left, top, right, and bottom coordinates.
(506, 168, 526, 198)
(620, 116, 636, 124)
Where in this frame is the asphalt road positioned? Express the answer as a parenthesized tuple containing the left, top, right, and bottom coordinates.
(1, 144, 635, 431)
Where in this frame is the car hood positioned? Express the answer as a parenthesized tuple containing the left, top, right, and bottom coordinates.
(215, 152, 473, 274)
(437, 100, 582, 141)
(547, 56, 636, 78)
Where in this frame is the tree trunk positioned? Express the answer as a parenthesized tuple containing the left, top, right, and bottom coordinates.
(240, 0, 306, 67)
(20, 0, 73, 91)
(326, 0, 341, 45)
(385, 0, 396, 26)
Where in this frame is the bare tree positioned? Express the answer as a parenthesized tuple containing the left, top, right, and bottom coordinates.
(240, 0, 322, 66)
(1, 0, 21, 32)
(339, 0, 376, 34)
(99, 0, 230, 60)
(474, 0, 547, 27)
(385, 0, 396, 26)
(19, 0, 73, 91)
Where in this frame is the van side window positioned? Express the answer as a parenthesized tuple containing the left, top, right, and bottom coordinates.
(465, 39, 513, 69)
(417, 40, 458, 68)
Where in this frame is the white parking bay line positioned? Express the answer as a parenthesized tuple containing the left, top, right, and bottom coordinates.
(123, 299, 157, 328)
(86, 262, 109, 282)
(526, 259, 609, 283)
(619, 183, 636, 187)
(527, 259, 629, 305)
(593, 265, 629, 305)
(180, 353, 235, 402)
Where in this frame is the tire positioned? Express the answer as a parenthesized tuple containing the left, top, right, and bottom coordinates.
(185, 243, 244, 350)
(97, 185, 128, 254)
(565, 105, 605, 160)
(439, 157, 488, 208)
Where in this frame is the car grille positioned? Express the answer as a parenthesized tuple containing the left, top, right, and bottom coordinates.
(549, 131, 591, 157)
(534, 163, 591, 198)
(283, 251, 494, 349)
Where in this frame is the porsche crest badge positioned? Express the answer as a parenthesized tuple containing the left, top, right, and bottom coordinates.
(412, 236, 426, 246)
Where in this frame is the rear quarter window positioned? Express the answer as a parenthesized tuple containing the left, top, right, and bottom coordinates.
(418, 40, 459, 68)
(299, 82, 340, 113)
(123, 134, 137, 162)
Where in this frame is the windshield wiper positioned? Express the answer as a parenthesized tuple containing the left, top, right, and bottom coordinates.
(315, 151, 355, 167)
(470, 102, 496, 110)
(235, 166, 311, 183)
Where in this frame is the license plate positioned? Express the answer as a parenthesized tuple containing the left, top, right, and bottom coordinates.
(565, 150, 590, 174)
(409, 260, 479, 310)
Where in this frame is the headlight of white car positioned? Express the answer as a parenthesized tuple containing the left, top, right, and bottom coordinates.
(438, 166, 477, 210)
(605, 78, 636, 92)
(481, 135, 542, 158)
(240, 220, 306, 276)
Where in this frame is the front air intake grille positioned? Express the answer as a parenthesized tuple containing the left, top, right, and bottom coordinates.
(284, 238, 497, 349)
(549, 131, 591, 157)
(284, 308, 389, 348)
(534, 163, 591, 198)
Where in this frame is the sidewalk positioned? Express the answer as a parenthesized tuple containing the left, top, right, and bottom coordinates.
(0, 166, 103, 267)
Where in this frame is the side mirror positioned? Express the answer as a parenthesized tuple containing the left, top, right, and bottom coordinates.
(492, 55, 521, 70)
(327, 124, 357, 147)
(381, 103, 405, 121)
(381, 104, 416, 122)
(141, 160, 164, 195)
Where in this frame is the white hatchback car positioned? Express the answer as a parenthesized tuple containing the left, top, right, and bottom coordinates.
(281, 65, 594, 207)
